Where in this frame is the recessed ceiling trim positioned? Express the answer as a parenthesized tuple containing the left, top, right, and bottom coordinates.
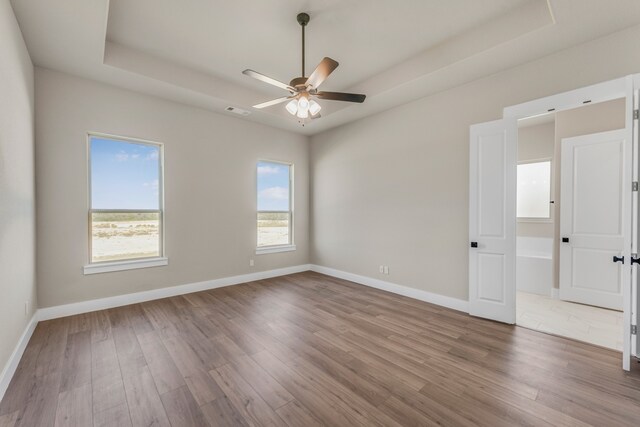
(334, 0, 555, 113)
(11, 0, 640, 136)
(102, 1, 553, 128)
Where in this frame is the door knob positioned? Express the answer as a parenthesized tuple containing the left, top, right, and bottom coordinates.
(470, 242, 478, 248)
(613, 255, 625, 264)
(631, 256, 640, 265)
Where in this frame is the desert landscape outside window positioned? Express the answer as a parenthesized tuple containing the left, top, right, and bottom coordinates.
(88, 134, 163, 263)
(257, 160, 293, 248)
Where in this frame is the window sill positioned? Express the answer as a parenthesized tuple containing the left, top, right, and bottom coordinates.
(255, 245, 296, 255)
(517, 218, 553, 224)
(83, 257, 168, 275)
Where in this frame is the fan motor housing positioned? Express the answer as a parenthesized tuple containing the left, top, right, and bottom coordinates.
(290, 77, 307, 88)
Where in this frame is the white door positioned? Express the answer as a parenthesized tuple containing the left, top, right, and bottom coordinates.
(469, 119, 517, 324)
(559, 129, 631, 311)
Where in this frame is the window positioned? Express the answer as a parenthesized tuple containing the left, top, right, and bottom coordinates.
(87, 134, 164, 269)
(257, 160, 294, 252)
(517, 159, 551, 219)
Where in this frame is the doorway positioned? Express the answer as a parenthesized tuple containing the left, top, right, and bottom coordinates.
(468, 75, 638, 370)
(514, 100, 626, 351)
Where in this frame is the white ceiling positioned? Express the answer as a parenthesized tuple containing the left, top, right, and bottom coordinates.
(10, 0, 640, 135)
(106, 0, 528, 92)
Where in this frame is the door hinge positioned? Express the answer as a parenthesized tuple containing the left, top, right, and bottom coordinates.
(634, 110, 639, 120)
(632, 325, 637, 335)
(633, 181, 639, 192)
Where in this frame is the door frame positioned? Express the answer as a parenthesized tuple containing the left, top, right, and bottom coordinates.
(500, 75, 635, 370)
(632, 78, 640, 360)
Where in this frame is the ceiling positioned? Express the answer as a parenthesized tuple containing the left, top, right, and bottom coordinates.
(106, 0, 528, 92)
(10, 0, 640, 135)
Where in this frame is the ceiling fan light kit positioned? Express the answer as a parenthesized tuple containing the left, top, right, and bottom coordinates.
(242, 12, 366, 123)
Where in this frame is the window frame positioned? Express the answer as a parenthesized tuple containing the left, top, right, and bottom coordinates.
(516, 157, 553, 223)
(256, 159, 295, 254)
(85, 132, 167, 273)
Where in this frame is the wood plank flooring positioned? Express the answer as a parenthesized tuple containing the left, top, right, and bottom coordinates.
(1, 271, 640, 426)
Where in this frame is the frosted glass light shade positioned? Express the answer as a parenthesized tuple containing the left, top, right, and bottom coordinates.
(309, 100, 321, 116)
(298, 96, 309, 111)
(297, 107, 309, 119)
(285, 100, 298, 115)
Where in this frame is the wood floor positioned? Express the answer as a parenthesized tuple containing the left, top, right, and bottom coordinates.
(1, 272, 640, 426)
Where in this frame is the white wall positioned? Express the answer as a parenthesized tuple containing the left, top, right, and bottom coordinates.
(35, 68, 309, 308)
(310, 23, 640, 301)
(0, 0, 36, 376)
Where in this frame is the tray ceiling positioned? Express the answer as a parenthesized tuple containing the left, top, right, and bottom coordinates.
(10, 0, 640, 135)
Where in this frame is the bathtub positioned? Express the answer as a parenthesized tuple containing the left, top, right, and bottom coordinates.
(516, 237, 553, 296)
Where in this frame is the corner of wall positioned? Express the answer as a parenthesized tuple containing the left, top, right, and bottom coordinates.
(0, 0, 37, 403)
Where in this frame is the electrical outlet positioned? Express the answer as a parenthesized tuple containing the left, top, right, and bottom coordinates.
(249, 259, 255, 267)
(379, 265, 384, 274)
(384, 266, 389, 275)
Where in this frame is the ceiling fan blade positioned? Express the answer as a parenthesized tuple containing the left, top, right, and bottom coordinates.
(305, 57, 339, 89)
(316, 91, 366, 103)
(243, 69, 295, 92)
(252, 97, 292, 109)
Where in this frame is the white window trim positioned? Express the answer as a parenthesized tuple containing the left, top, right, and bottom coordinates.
(255, 244, 297, 255)
(86, 132, 166, 273)
(517, 157, 554, 223)
(84, 257, 168, 275)
(256, 159, 295, 252)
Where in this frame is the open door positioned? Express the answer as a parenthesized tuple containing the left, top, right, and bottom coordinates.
(559, 129, 630, 312)
(469, 118, 517, 324)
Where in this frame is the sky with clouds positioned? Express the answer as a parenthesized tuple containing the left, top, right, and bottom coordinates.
(91, 137, 160, 209)
(91, 138, 290, 212)
(257, 161, 290, 211)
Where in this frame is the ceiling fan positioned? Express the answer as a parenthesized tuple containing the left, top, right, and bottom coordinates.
(242, 12, 366, 121)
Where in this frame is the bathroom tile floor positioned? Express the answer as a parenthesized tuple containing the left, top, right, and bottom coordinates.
(516, 291, 623, 351)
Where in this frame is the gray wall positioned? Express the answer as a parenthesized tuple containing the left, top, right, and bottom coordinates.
(517, 121, 555, 238)
(310, 24, 640, 301)
(35, 68, 309, 308)
(0, 0, 36, 374)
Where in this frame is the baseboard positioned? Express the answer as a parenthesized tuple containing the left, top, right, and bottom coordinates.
(310, 264, 469, 313)
(38, 264, 311, 321)
(0, 314, 38, 403)
(38, 263, 467, 320)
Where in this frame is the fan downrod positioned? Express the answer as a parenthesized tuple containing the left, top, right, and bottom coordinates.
(297, 13, 310, 78)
